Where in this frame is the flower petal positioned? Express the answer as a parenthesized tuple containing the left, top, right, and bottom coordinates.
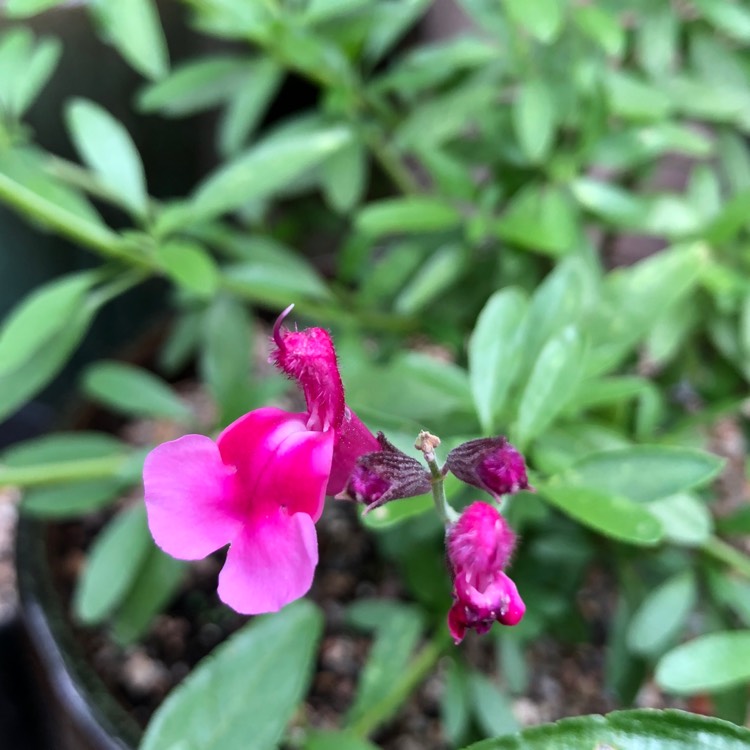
(327, 407, 380, 495)
(143, 435, 241, 560)
(256, 428, 334, 521)
(217, 509, 318, 614)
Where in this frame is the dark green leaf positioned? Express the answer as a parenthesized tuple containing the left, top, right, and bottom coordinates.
(140, 601, 323, 750)
(538, 484, 664, 545)
(73, 504, 151, 623)
(461, 708, 750, 749)
(627, 572, 696, 657)
(82, 361, 192, 422)
(303, 731, 379, 750)
(21, 480, 124, 517)
(656, 632, 750, 695)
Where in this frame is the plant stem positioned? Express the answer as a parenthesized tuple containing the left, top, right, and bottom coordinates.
(348, 630, 452, 739)
(416, 432, 459, 525)
(0, 455, 128, 487)
(702, 536, 750, 579)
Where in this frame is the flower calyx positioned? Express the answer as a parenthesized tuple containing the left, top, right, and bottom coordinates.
(337, 432, 432, 513)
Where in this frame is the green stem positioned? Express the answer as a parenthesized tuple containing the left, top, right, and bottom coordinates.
(424, 453, 459, 525)
(363, 127, 421, 195)
(0, 455, 128, 487)
(348, 631, 452, 739)
(702, 536, 750, 579)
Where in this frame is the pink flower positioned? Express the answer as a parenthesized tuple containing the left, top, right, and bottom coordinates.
(143, 306, 378, 615)
(446, 501, 525, 644)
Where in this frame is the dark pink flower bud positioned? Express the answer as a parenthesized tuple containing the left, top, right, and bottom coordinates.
(445, 436, 530, 500)
(337, 433, 432, 513)
(446, 501, 525, 644)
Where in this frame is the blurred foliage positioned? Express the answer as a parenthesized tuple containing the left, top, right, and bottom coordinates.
(3, 0, 750, 747)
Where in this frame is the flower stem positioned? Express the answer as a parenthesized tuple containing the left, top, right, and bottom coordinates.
(416, 431, 459, 525)
(348, 630, 452, 739)
(702, 536, 750, 579)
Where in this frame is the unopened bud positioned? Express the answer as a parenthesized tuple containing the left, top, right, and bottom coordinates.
(445, 436, 529, 501)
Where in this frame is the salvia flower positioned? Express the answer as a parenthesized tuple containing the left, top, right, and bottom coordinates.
(337, 433, 432, 513)
(143, 306, 378, 615)
(446, 501, 525, 644)
(445, 436, 530, 501)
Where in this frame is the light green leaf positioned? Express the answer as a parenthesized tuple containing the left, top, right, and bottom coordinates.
(4, 0, 66, 16)
(89, 0, 169, 80)
(605, 71, 672, 121)
(356, 197, 461, 236)
(513, 78, 555, 163)
(1, 432, 125, 467)
(573, 6, 624, 57)
(504, 0, 563, 43)
(627, 572, 697, 657)
(469, 672, 519, 737)
(461, 708, 750, 749)
(140, 601, 323, 750)
(656, 632, 750, 695)
(192, 125, 350, 218)
(321, 137, 367, 214)
(468, 288, 528, 433)
(394, 243, 464, 314)
(21, 480, 124, 517)
(442, 658, 470, 746)
(155, 241, 220, 298)
(538, 484, 664, 545)
(571, 177, 646, 226)
(694, 0, 750, 42)
(648, 493, 713, 547)
(0, 272, 95, 376)
(73, 504, 151, 623)
(514, 326, 582, 448)
(82, 361, 192, 421)
(560, 446, 724, 503)
(12, 36, 61, 117)
(66, 99, 149, 218)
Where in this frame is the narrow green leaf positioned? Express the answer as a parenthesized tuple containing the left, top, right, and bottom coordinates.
(21, 480, 124, 517)
(0, 272, 94, 376)
(12, 36, 61, 117)
(303, 731, 379, 750)
(111, 546, 185, 645)
(321, 138, 367, 214)
(694, 0, 750, 42)
(514, 326, 582, 448)
(627, 572, 697, 657)
(442, 658, 470, 746)
(656, 631, 750, 695)
(66, 99, 149, 218)
(560, 446, 724, 503)
(140, 601, 323, 750)
(538, 484, 664, 545)
(193, 125, 350, 219)
(73, 504, 151, 623)
(82, 361, 192, 421)
(89, 0, 169, 80)
(155, 241, 220, 298)
(573, 6, 624, 56)
(504, 0, 563, 43)
(468, 672, 519, 737)
(356, 197, 461, 236)
(468, 288, 528, 433)
(1, 432, 125, 466)
(648, 493, 713, 547)
(461, 708, 750, 749)
(513, 78, 555, 163)
(394, 243, 464, 314)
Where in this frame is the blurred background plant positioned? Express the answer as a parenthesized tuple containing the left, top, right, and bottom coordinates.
(3, 0, 750, 748)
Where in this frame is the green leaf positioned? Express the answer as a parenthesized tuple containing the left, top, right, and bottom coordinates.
(0, 272, 95, 376)
(461, 708, 750, 749)
(469, 672, 519, 737)
(627, 572, 697, 657)
(21, 480, 124, 517)
(66, 99, 149, 218)
(605, 71, 672, 121)
(140, 601, 323, 750)
(11, 35, 61, 117)
(514, 326, 582, 448)
(1, 431, 125, 466)
(346, 601, 423, 727)
(571, 177, 646, 226)
(513, 78, 555, 163)
(573, 6, 624, 57)
(155, 241, 220, 298)
(4, 0, 66, 16)
(468, 287, 528, 433)
(694, 0, 750, 42)
(656, 632, 750, 695)
(442, 658, 470, 746)
(111, 546, 185, 645)
(89, 0, 169, 80)
(82, 361, 192, 421)
(356, 197, 461, 236)
(648, 493, 713, 547)
(0, 303, 94, 423)
(303, 731, 379, 750)
(394, 243, 464, 314)
(73, 504, 151, 624)
(538, 484, 664, 545)
(193, 125, 350, 219)
(504, 0, 563, 43)
(321, 137, 367, 214)
(560, 446, 724, 503)
(137, 56, 251, 115)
